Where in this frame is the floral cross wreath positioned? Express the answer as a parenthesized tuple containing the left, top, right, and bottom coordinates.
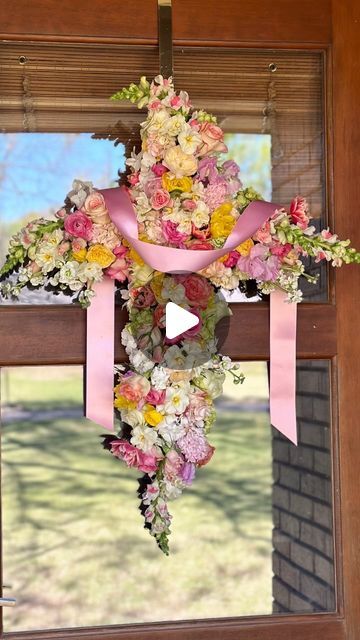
(1, 76, 359, 554)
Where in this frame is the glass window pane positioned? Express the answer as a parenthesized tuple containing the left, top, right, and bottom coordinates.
(1, 361, 335, 631)
(0, 133, 124, 305)
(1, 44, 327, 305)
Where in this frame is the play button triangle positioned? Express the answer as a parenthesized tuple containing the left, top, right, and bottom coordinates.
(165, 302, 199, 340)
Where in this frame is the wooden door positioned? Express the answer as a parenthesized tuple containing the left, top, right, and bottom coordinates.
(0, 0, 359, 638)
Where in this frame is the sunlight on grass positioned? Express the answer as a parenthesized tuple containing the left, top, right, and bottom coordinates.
(1, 366, 272, 631)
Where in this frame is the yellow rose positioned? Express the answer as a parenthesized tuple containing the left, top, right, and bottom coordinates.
(143, 404, 163, 427)
(86, 244, 115, 268)
(162, 173, 193, 193)
(163, 146, 198, 178)
(72, 248, 87, 262)
(236, 238, 254, 256)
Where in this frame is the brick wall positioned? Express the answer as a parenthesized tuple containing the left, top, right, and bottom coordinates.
(272, 361, 335, 613)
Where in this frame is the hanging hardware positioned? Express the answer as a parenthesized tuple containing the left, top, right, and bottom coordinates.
(157, 0, 173, 79)
(18, 55, 28, 65)
(0, 597, 16, 607)
(268, 62, 277, 73)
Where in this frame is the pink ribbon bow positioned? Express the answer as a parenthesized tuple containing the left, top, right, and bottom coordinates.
(85, 187, 297, 445)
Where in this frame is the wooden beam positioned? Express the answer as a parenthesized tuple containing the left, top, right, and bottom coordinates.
(0, 303, 336, 366)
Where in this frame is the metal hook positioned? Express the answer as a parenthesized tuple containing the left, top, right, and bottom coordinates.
(158, 0, 173, 79)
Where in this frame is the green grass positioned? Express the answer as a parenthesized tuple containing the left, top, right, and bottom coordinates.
(1, 366, 272, 631)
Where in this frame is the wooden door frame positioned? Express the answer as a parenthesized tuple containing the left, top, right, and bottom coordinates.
(0, 1, 359, 638)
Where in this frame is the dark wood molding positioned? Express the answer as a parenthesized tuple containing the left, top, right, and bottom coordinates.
(0, 303, 336, 366)
(3, 613, 345, 640)
(0, 0, 331, 45)
(332, 1, 360, 637)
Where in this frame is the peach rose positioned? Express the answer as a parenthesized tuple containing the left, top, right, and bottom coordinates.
(82, 192, 110, 224)
(197, 123, 228, 156)
(116, 373, 151, 404)
(150, 188, 171, 210)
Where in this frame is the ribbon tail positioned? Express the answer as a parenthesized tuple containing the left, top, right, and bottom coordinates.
(269, 290, 298, 445)
(85, 278, 115, 431)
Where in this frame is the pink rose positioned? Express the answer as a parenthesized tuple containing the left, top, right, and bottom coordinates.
(164, 449, 185, 482)
(150, 188, 171, 210)
(64, 211, 93, 240)
(111, 440, 159, 474)
(145, 388, 166, 405)
(289, 196, 310, 230)
(82, 191, 109, 224)
(182, 274, 213, 309)
(197, 123, 228, 156)
(130, 286, 156, 308)
(106, 245, 129, 282)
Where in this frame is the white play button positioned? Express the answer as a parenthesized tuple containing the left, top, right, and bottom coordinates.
(165, 302, 199, 340)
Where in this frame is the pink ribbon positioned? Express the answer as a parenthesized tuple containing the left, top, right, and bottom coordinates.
(85, 186, 298, 445)
(85, 277, 115, 431)
(270, 289, 298, 444)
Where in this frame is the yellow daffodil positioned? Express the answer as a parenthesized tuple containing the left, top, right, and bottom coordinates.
(114, 395, 136, 410)
(143, 404, 163, 427)
(150, 272, 165, 302)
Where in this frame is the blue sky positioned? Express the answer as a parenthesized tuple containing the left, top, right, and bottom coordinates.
(0, 133, 125, 222)
(0, 132, 271, 224)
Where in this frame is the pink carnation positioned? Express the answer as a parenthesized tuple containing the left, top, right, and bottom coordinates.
(64, 211, 93, 240)
(164, 449, 185, 482)
(151, 163, 168, 177)
(203, 182, 228, 211)
(110, 440, 159, 474)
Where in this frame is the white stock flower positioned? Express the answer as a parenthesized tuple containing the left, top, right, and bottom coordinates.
(58, 261, 80, 285)
(131, 425, 159, 452)
(129, 350, 155, 373)
(67, 179, 93, 209)
(35, 245, 60, 273)
(143, 109, 170, 134)
(151, 366, 170, 390)
(121, 327, 137, 354)
(191, 201, 210, 228)
(158, 415, 185, 444)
